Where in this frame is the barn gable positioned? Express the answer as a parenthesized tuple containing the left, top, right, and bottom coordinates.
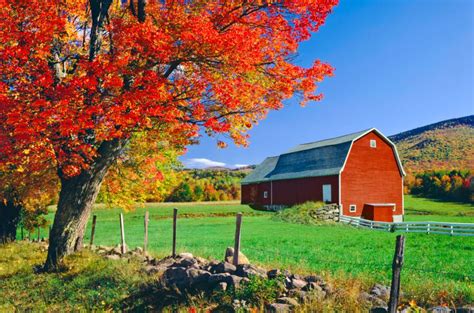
(241, 128, 405, 185)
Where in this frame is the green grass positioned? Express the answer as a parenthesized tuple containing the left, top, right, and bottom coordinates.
(19, 197, 474, 305)
(0, 242, 150, 311)
(404, 195, 474, 222)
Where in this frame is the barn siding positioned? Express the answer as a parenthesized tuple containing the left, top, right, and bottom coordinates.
(241, 175, 339, 207)
(272, 176, 339, 205)
(340, 131, 403, 217)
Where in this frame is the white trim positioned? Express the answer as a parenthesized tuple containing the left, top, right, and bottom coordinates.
(370, 139, 377, 148)
(263, 191, 268, 199)
(349, 204, 357, 212)
(338, 173, 342, 206)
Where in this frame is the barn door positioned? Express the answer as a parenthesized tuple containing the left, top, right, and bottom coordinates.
(322, 184, 332, 203)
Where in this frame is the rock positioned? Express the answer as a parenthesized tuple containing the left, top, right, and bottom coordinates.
(266, 303, 292, 313)
(320, 282, 334, 295)
(429, 307, 452, 313)
(133, 247, 144, 254)
(187, 268, 211, 285)
(305, 275, 324, 284)
(163, 267, 191, 287)
(370, 308, 388, 313)
(359, 291, 375, 303)
(224, 247, 249, 265)
(370, 284, 389, 299)
(145, 265, 160, 275)
(228, 275, 244, 288)
(174, 257, 197, 268)
(236, 264, 266, 278)
(209, 273, 232, 284)
(105, 254, 121, 260)
(277, 297, 299, 307)
(291, 278, 307, 289)
(178, 252, 194, 259)
(267, 269, 281, 279)
(288, 290, 307, 301)
(211, 262, 237, 274)
(217, 282, 227, 291)
(303, 282, 323, 292)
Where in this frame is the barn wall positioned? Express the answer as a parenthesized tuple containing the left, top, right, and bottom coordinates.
(272, 176, 339, 206)
(241, 175, 339, 207)
(340, 131, 403, 217)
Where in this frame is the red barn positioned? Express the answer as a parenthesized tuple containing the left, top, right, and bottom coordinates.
(241, 129, 406, 222)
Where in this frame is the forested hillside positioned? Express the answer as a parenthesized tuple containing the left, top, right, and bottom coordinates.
(389, 115, 474, 172)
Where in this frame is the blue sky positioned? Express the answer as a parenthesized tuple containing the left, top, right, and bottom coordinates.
(183, 0, 473, 169)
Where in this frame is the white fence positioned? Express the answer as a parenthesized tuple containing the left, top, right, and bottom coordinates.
(339, 215, 474, 237)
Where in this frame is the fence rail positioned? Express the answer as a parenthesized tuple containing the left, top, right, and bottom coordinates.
(339, 215, 474, 237)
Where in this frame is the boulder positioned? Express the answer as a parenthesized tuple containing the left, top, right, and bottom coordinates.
(178, 252, 194, 259)
(266, 303, 292, 313)
(224, 247, 249, 265)
(236, 264, 266, 278)
(305, 275, 324, 284)
(187, 268, 211, 285)
(370, 284, 389, 299)
(277, 297, 299, 307)
(211, 262, 237, 274)
(267, 269, 281, 279)
(291, 278, 308, 289)
(217, 282, 227, 291)
(163, 267, 191, 287)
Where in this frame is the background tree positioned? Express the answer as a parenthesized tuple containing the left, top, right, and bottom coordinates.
(98, 130, 183, 210)
(0, 0, 337, 270)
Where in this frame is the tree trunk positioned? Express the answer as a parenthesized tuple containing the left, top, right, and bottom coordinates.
(0, 200, 21, 244)
(44, 139, 127, 271)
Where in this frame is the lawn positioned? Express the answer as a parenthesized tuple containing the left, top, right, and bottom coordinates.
(19, 197, 474, 305)
(404, 195, 474, 222)
(26, 198, 474, 305)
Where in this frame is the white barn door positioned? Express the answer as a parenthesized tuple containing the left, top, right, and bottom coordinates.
(322, 184, 332, 203)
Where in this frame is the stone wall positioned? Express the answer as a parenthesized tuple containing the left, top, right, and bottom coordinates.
(309, 203, 340, 222)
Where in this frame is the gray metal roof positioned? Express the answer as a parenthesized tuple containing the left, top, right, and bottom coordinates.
(241, 129, 404, 185)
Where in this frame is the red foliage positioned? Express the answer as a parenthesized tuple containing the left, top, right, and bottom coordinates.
(0, 0, 337, 178)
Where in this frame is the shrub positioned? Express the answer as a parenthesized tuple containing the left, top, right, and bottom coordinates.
(274, 201, 328, 225)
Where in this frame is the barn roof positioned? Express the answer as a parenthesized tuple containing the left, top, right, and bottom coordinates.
(241, 128, 405, 185)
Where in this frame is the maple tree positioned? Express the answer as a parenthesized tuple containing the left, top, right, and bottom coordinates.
(0, 0, 337, 270)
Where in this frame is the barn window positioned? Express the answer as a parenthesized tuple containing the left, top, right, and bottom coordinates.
(370, 139, 377, 148)
(349, 204, 357, 212)
(263, 191, 268, 199)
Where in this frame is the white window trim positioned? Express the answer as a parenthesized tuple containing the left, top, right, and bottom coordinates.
(263, 191, 268, 199)
(370, 139, 377, 148)
(349, 204, 357, 213)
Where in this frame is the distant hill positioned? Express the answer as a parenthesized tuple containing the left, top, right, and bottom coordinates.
(389, 115, 474, 173)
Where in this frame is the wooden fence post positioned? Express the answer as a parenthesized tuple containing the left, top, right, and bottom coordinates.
(89, 215, 97, 248)
(172, 208, 178, 257)
(388, 235, 405, 313)
(233, 212, 243, 266)
(120, 213, 126, 254)
(144, 211, 149, 253)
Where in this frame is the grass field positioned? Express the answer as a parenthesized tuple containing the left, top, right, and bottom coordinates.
(23, 196, 474, 305)
(14, 196, 472, 305)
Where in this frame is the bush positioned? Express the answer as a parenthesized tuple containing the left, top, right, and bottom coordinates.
(274, 201, 328, 225)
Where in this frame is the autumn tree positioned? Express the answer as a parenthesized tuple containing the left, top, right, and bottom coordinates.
(0, 153, 58, 244)
(98, 130, 183, 210)
(0, 0, 337, 270)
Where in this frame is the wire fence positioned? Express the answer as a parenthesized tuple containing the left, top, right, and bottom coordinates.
(18, 209, 474, 283)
